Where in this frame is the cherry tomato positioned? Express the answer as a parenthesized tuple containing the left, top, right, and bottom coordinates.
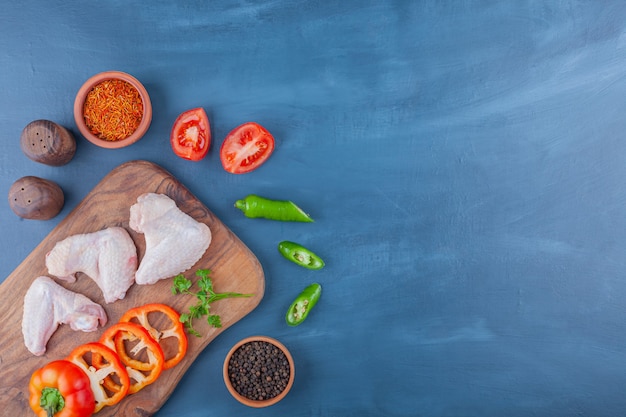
(170, 107, 211, 161)
(219, 122, 275, 174)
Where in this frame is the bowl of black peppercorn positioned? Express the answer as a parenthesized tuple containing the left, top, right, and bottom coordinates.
(223, 336, 295, 407)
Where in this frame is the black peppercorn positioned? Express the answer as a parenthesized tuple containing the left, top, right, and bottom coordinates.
(227, 340, 291, 401)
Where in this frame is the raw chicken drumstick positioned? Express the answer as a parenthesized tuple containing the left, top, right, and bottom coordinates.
(22, 276, 107, 356)
(129, 193, 212, 285)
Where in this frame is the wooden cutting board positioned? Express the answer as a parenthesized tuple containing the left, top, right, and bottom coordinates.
(0, 160, 265, 416)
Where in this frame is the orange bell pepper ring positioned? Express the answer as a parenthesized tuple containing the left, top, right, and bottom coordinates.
(66, 342, 130, 413)
(119, 303, 188, 369)
(99, 322, 165, 394)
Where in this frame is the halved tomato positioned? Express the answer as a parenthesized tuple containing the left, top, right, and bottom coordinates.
(219, 122, 275, 174)
(170, 107, 211, 161)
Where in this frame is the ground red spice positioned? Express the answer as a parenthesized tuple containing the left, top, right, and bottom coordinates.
(83, 79, 143, 141)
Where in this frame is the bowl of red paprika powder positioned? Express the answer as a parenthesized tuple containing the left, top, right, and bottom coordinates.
(74, 71, 152, 149)
(223, 336, 295, 407)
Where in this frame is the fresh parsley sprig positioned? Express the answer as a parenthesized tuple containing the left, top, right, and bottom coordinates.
(172, 269, 254, 337)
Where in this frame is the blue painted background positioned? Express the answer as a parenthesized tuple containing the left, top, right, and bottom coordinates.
(2, 1, 626, 416)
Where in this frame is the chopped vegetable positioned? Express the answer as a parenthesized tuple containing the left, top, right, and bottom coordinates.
(172, 269, 254, 337)
(170, 107, 211, 161)
(29, 359, 95, 417)
(98, 322, 165, 394)
(83, 79, 143, 141)
(286, 283, 322, 326)
(278, 241, 325, 270)
(29, 303, 188, 415)
(119, 303, 188, 369)
(235, 194, 313, 222)
(66, 342, 130, 413)
(220, 122, 275, 173)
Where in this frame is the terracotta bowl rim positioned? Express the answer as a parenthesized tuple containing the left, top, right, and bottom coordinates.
(223, 335, 295, 408)
(73, 70, 152, 149)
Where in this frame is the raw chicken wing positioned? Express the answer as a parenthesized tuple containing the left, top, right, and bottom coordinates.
(45, 227, 138, 303)
(129, 193, 211, 285)
(22, 276, 107, 356)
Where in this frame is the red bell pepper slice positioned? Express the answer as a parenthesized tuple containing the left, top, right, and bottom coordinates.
(118, 303, 188, 369)
(66, 342, 130, 413)
(99, 322, 165, 394)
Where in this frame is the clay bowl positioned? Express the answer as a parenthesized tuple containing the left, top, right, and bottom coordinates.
(223, 336, 295, 408)
(74, 71, 152, 149)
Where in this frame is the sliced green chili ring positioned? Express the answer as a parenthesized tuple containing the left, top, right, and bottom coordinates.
(234, 194, 313, 222)
(286, 283, 322, 326)
(278, 241, 325, 270)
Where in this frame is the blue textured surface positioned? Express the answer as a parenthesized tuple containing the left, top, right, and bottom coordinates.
(3, 1, 626, 416)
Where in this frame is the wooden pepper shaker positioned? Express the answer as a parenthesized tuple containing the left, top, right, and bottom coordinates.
(8, 176, 64, 220)
(20, 120, 76, 166)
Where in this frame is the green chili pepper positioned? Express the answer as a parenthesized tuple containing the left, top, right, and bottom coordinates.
(234, 194, 313, 222)
(278, 241, 325, 270)
(285, 283, 322, 326)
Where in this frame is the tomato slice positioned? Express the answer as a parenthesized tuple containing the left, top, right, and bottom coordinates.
(219, 122, 275, 174)
(118, 303, 188, 370)
(170, 107, 211, 161)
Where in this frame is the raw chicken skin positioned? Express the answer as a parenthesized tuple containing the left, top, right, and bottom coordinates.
(45, 227, 138, 303)
(22, 276, 107, 356)
(129, 193, 212, 285)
